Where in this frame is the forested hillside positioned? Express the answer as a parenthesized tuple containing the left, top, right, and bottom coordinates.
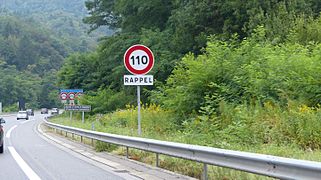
(0, 15, 65, 73)
(0, 0, 115, 109)
(0, 0, 113, 51)
(0, 14, 67, 108)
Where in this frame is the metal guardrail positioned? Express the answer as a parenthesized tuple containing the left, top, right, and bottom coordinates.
(1, 113, 17, 117)
(44, 120, 321, 180)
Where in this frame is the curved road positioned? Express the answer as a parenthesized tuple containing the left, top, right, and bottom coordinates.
(0, 112, 127, 180)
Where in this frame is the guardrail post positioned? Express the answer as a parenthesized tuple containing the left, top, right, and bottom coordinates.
(65, 131, 67, 137)
(156, 153, 159, 167)
(90, 122, 95, 146)
(80, 136, 83, 143)
(126, 147, 129, 159)
(202, 163, 208, 180)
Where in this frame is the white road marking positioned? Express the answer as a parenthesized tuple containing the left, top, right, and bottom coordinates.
(6, 125, 17, 138)
(21, 120, 33, 124)
(8, 146, 41, 180)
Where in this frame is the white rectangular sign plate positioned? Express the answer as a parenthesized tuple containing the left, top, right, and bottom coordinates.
(124, 75, 153, 85)
(64, 105, 91, 112)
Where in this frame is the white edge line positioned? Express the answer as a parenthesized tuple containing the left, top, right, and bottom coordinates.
(8, 146, 41, 180)
(6, 125, 17, 138)
(21, 120, 33, 124)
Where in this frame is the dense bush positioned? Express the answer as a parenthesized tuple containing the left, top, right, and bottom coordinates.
(152, 27, 321, 121)
(80, 88, 135, 114)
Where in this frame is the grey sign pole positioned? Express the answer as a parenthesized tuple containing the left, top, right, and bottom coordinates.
(137, 85, 141, 136)
(70, 111, 72, 122)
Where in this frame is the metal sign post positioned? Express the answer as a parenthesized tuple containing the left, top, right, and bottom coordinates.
(65, 105, 91, 124)
(124, 44, 155, 136)
(137, 86, 141, 136)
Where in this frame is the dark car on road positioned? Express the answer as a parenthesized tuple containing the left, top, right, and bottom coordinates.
(0, 118, 5, 153)
(26, 109, 34, 116)
(41, 108, 48, 114)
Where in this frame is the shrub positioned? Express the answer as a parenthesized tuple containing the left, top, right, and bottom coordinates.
(80, 88, 135, 114)
(152, 27, 321, 125)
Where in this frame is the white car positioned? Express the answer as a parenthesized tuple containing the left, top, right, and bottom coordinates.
(17, 111, 29, 120)
(51, 108, 59, 115)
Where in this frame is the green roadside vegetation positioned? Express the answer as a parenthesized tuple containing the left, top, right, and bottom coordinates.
(50, 100, 321, 179)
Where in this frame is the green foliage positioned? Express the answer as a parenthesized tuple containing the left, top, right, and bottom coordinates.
(245, 0, 313, 42)
(2, 0, 111, 51)
(180, 101, 321, 151)
(84, 0, 319, 44)
(0, 15, 66, 108)
(0, 61, 41, 107)
(84, 0, 120, 31)
(39, 70, 61, 108)
(95, 141, 118, 152)
(289, 15, 321, 45)
(3, 104, 19, 112)
(80, 88, 134, 114)
(0, 15, 65, 74)
(106, 104, 177, 135)
(152, 27, 321, 120)
(95, 34, 140, 90)
(139, 28, 181, 82)
(58, 53, 99, 90)
(84, 0, 171, 32)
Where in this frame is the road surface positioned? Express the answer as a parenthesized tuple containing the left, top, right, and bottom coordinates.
(0, 112, 127, 180)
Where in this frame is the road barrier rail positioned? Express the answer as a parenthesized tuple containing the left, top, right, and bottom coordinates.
(44, 119, 321, 180)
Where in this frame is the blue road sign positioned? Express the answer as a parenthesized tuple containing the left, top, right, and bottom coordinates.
(60, 89, 83, 93)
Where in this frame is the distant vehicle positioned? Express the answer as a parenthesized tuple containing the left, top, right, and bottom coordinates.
(0, 118, 5, 153)
(17, 111, 29, 120)
(26, 109, 34, 116)
(51, 108, 59, 115)
(41, 108, 48, 114)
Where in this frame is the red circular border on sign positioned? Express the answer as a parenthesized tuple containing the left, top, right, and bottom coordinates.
(124, 45, 154, 75)
(60, 92, 67, 100)
(75, 92, 82, 99)
(68, 92, 75, 100)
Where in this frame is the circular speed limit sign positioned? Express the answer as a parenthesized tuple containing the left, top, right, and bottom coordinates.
(124, 44, 154, 75)
(68, 92, 75, 100)
(60, 92, 67, 100)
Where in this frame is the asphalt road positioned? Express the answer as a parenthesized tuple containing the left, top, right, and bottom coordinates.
(0, 112, 126, 180)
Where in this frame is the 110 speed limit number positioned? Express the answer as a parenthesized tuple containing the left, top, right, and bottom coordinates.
(124, 45, 154, 75)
